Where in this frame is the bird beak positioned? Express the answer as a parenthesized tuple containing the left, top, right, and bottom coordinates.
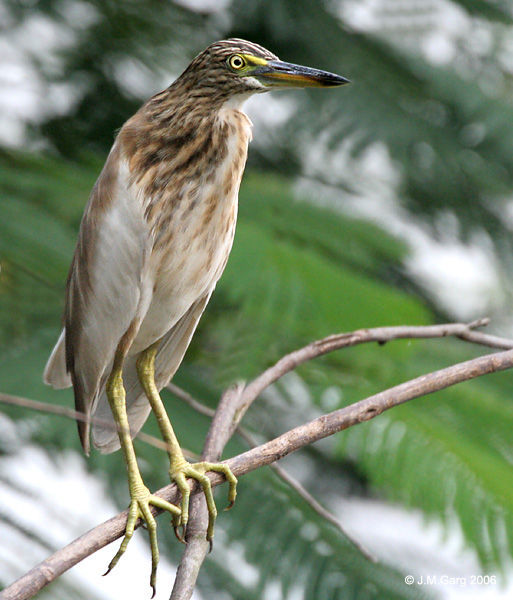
(252, 60, 350, 88)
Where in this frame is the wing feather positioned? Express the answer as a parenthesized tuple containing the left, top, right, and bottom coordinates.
(43, 328, 71, 389)
(45, 143, 153, 454)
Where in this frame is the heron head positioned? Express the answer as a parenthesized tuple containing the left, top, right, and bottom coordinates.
(180, 38, 349, 99)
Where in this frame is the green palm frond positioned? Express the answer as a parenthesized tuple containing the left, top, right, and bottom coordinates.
(199, 470, 432, 600)
(338, 367, 513, 571)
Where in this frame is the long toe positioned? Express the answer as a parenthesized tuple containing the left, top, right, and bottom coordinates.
(195, 461, 238, 509)
(105, 486, 181, 594)
(170, 461, 238, 542)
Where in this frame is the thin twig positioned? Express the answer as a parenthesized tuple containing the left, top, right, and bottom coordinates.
(167, 383, 215, 418)
(457, 327, 513, 349)
(0, 393, 197, 459)
(233, 319, 505, 434)
(4, 344, 513, 600)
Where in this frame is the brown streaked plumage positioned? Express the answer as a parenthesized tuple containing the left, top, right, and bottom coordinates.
(44, 38, 348, 592)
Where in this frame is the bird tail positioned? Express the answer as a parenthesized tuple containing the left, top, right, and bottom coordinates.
(43, 329, 72, 389)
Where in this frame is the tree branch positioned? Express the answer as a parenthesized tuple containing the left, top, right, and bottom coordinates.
(3, 320, 513, 600)
(232, 318, 509, 432)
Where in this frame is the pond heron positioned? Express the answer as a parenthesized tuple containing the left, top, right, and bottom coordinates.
(44, 38, 348, 593)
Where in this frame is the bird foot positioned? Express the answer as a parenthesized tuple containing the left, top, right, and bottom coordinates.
(104, 482, 181, 597)
(170, 460, 237, 542)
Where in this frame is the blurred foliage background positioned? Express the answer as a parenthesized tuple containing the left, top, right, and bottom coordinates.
(2, 0, 513, 599)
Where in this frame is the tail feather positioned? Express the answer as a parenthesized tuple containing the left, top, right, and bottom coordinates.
(44, 329, 72, 389)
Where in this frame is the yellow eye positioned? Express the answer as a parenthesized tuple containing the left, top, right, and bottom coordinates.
(228, 54, 246, 70)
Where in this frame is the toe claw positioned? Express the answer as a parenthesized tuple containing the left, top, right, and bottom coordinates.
(174, 523, 186, 543)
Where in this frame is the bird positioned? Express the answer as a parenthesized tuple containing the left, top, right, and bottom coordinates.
(44, 38, 348, 593)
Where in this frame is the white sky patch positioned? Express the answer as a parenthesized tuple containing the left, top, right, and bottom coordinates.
(246, 93, 296, 130)
(0, 9, 76, 147)
(337, 0, 382, 31)
(422, 30, 458, 65)
(494, 198, 513, 233)
(173, 0, 231, 12)
(245, 92, 297, 153)
(0, 45, 42, 146)
(112, 57, 177, 99)
(404, 228, 504, 320)
(497, 35, 513, 75)
(0, 3, 181, 148)
(57, 0, 101, 29)
(210, 531, 259, 588)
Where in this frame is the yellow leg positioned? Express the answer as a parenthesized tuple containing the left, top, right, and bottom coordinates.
(104, 348, 181, 597)
(136, 342, 237, 542)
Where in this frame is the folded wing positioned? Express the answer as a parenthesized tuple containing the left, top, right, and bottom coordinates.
(45, 144, 153, 455)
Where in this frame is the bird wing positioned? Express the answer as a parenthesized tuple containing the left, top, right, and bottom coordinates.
(91, 291, 212, 453)
(61, 144, 153, 454)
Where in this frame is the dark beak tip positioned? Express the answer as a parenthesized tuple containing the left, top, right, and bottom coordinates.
(311, 71, 350, 87)
(329, 74, 351, 86)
